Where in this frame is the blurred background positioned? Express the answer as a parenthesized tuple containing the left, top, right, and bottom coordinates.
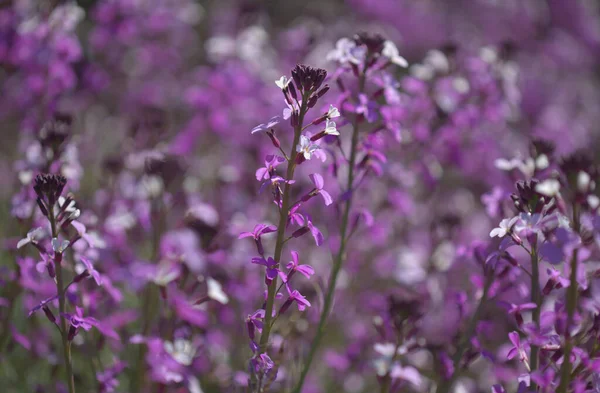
(2, 0, 600, 392)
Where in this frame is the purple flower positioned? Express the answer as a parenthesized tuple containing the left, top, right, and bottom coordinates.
(239, 224, 277, 255)
(71, 220, 96, 248)
(303, 173, 333, 206)
(285, 283, 311, 311)
(286, 250, 315, 280)
(80, 257, 103, 286)
(251, 256, 279, 285)
(255, 155, 285, 182)
(500, 302, 537, 326)
(251, 116, 280, 134)
(507, 331, 530, 364)
(246, 309, 265, 340)
(28, 295, 59, 317)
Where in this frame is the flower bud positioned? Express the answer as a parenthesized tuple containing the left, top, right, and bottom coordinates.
(288, 82, 297, 101)
(42, 306, 56, 324)
(73, 270, 90, 283)
(278, 298, 294, 316)
(307, 95, 318, 108)
(267, 130, 281, 149)
(292, 226, 310, 239)
(67, 325, 78, 341)
(316, 84, 329, 98)
(247, 320, 255, 340)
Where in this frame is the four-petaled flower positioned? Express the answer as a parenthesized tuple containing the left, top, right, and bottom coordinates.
(507, 331, 530, 364)
(255, 155, 285, 182)
(80, 257, 103, 286)
(324, 119, 339, 136)
(326, 105, 340, 119)
(239, 224, 277, 255)
(285, 250, 315, 279)
(285, 283, 311, 311)
(251, 256, 279, 285)
(275, 76, 291, 90)
(382, 40, 408, 67)
(311, 173, 333, 206)
(490, 217, 519, 238)
(296, 135, 320, 160)
(17, 227, 44, 249)
(251, 116, 280, 134)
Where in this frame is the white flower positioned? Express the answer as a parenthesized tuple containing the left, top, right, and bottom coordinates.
(207, 277, 229, 304)
(164, 339, 196, 366)
(52, 238, 70, 253)
(275, 76, 290, 90)
(152, 264, 180, 286)
(324, 119, 339, 136)
(535, 179, 561, 197)
(588, 195, 600, 209)
(382, 41, 408, 67)
(494, 156, 535, 177)
(327, 105, 340, 119)
(327, 37, 365, 65)
(535, 154, 549, 170)
(577, 171, 592, 193)
(490, 217, 519, 238)
(296, 135, 320, 160)
(17, 227, 45, 249)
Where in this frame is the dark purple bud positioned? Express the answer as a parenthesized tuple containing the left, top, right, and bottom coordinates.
(194, 296, 210, 305)
(36, 198, 48, 217)
(316, 85, 329, 98)
(288, 82, 297, 101)
(73, 270, 90, 283)
(67, 325, 78, 341)
(278, 298, 294, 316)
(307, 95, 318, 108)
(46, 262, 55, 279)
(295, 154, 306, 165)
(291, 112, 299, 127)
(247, 320, 255, 340)
(34, 174, 67, 207)
(292, 226, 310, 239)
(312, 114, 328, 125)
(42, 306, 56, 324)
(542, 280, 555, 295)
(310, 130, 327, 142)
(267, 130, 281, 149)
(256, 239, 265, 256)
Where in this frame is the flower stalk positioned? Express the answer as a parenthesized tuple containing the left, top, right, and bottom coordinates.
(291, 70, 366, 393)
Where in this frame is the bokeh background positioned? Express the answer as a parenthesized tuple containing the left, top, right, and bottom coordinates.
(2, 0, 600, 392)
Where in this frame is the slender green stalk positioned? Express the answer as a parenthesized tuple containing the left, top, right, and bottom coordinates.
(50, 205, 76, 393)
(258, 94, 308, 357)
(529, 243, 541, 391)
(557, 204, 580, 393)
(291, 72, 366, 393)
(435, 276, 493, 393)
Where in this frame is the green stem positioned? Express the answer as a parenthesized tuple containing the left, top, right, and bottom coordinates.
(257, 94, 308, 375)
(435, 275, 493, 393)
(50, 206, 76, 393)
(557, 204, 580, 393)
(291, 72, 366, 393)
(530, 244, 541, 391)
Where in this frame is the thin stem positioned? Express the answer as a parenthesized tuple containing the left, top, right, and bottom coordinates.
(435, 275, 493, 393)
(258, 94, 308, 355)
(50, 205, 76, 393)
(556, 203, 580, 393)
(291, 72, 366, 393)
(530, 243, 541, 391)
